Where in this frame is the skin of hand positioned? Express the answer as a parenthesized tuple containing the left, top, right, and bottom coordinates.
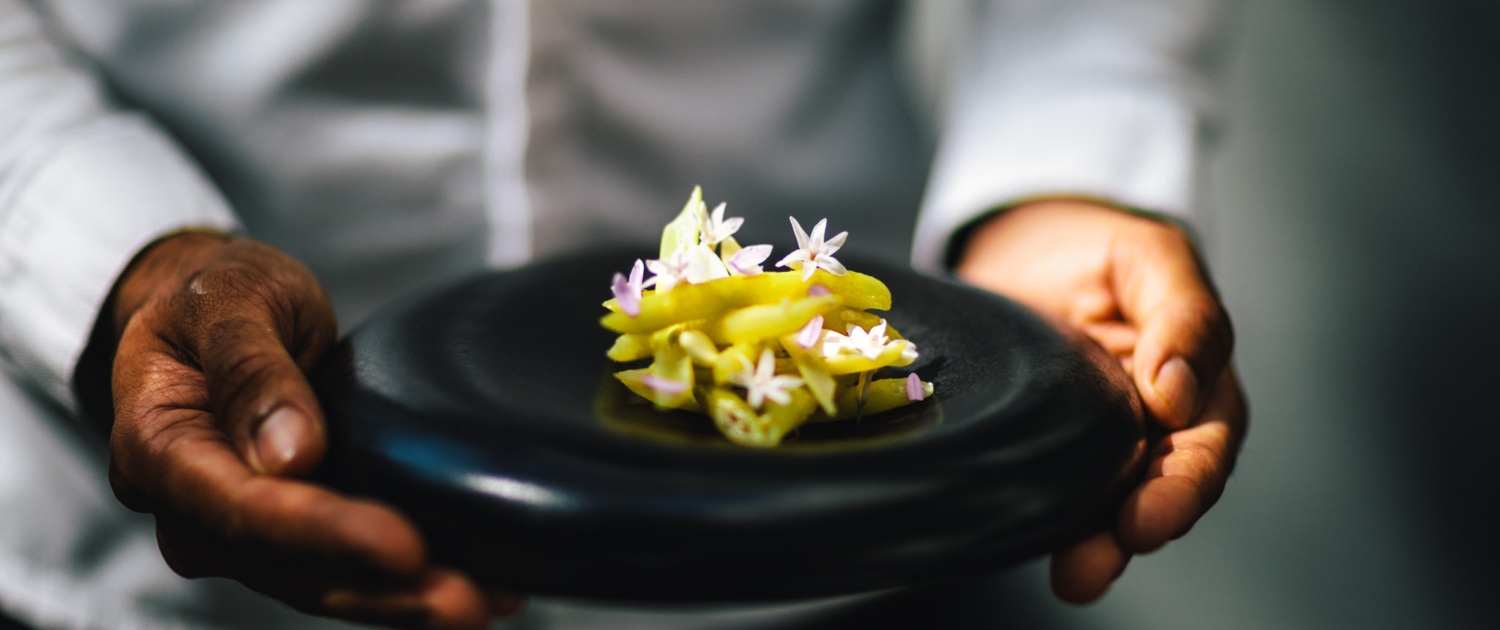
(99, 231, 522, 629)
(954, 199, 1248, 604)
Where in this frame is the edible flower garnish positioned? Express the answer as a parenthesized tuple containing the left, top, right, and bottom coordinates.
(776, 217, 848, 281)
(796, 315, 825, 349)
(822, 319, 914, 363)
(731, 348, 805, 409)
(726, 244, 773, 276)
(646, 244, 727, 293)
(610, 259, 647, 317)
(698, 202, 744, 247)
(905, 373, 926, 401)
(602, 187, 933, 447)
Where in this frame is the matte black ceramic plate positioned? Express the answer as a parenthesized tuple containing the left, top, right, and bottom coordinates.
(310, 247, 1147, 602)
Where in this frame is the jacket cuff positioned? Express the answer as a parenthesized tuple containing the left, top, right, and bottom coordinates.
(0, 116, 239, 410)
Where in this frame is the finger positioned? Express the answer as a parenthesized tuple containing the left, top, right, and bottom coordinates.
(1112, 226, 1234, 429)
(1117, 368, 1247, 552)
(1050, 530, 1131, 604)
(158, 519, 494, 630)
(110, 400, 426, 580)
(172, 262, 337, 476)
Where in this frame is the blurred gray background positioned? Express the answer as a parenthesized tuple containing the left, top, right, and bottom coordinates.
(977, 2, 1500, 628)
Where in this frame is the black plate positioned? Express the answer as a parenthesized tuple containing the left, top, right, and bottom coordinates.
(309, 247, 1147, 602)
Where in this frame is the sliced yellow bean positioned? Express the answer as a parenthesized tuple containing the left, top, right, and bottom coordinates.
(705, 295, 841, 345)
(615, 368, 703, 412)
(830, 377, 929, 419)
(661, 187, 703, 259)
(601, 271, 890, 333)
(707, 386, 816, 447)
(823, 340, 916, 375)
(606, 333, 652, 362)
(779, 335, 837, 416)
(831, 308, 903, 339)
(644, 327, 696, 409)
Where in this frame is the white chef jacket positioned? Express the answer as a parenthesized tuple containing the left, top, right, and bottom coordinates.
(0, 1, 1223, 627)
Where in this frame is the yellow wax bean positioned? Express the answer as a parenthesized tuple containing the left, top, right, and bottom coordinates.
(615, 368, 703, 412)
(719, 235, 742, 261)
(661, 187, 704, 260)
(780, 270, 891, 311)
(713, 342, 760, 385)
(601, 270, 891, 333)
(778, 334, 838, 416)
(830, 377, 930, 419)
(602, 278, 752, 333)
(823, 340, 916, 375)
(707, 386, 816, 447)
(831, 308, 903, 339)
(706, 295, 841, 345)
(759, 387, 819, 444)
(606, 333, 652, 362)
(677, 329, 720, 365)
(646, 327, 696, 409)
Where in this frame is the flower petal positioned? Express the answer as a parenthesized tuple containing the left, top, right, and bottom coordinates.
(776, 250, 810, 270)
(822, 230, 848, 255)
(809, 219, 828, 249)
(728, 244, 773, 275)
(628, 259, 644, 287)
(611, 271, 641, 317)
(797, 315, 825, 349)
(816, 256, 847, 277)
(684, 244, 730, 284)
(789, 216, 810, 249)
(642, 374, 690, 396)
(905, 373, 926, 401)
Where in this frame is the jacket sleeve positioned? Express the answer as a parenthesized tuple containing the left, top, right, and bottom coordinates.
(911, 0, 1229, 271)
(0, 0, 239, 411)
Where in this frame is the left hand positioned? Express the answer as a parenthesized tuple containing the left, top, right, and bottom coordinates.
(954, 199, 1248, 604)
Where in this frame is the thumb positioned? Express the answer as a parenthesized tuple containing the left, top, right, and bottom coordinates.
(1113, 230, 1234, 429)
(199, 312, 331, 476)
(176, 257, 338, 476)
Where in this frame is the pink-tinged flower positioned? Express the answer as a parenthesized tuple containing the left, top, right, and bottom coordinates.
(727, 244, 774, 275)
(776, 217, 848, 281)
(797, 315, 825, 349)
(905, 373, 926, 401)
(808, 284, 832, 297)
(698, 202, 744, 247)
(641, 374, 690, 396)
(610, 259, 646, 317)
(731, 348, 804, 409)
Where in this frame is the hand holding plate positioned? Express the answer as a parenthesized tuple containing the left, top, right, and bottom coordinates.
(97, 231, 516, 628)
(955, 200, 1247, 603)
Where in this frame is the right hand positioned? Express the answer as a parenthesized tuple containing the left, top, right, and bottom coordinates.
(103, 231, 519, 629)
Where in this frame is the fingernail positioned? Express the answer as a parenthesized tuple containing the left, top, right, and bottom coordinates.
(254, 407, 305, 474)
(1153, 356, 1199, 428)
(486, 592, 526, 617)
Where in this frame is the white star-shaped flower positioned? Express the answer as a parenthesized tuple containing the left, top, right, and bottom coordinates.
(775, 217, 848, 281)
(698, 202, 744, 248)
(730, 348, 804, 409)
(822, 319, 914, 361)
(646, 244, 729, 292)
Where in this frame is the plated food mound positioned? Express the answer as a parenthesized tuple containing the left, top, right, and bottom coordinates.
(601, 187, 933, 447)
